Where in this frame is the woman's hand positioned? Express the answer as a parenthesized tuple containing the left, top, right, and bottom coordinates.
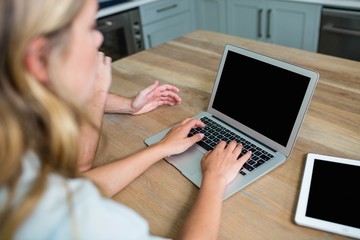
(93, 52, 112, 101)
(201, 141, 252, 185)
(156, 118, 205, 157)
(86, 51, 112, 110)
(131, 80, 181, 115)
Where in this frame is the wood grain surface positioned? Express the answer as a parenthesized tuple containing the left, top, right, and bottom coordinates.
(95, 30, 360, 240)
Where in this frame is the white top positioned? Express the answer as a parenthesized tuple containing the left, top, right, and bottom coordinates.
(0, 152, 169, 240)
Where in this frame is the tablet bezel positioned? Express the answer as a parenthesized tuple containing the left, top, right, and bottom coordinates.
(295, 153, 360, 239)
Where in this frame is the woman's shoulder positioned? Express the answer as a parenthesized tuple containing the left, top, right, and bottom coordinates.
(14, 152, 159, 240)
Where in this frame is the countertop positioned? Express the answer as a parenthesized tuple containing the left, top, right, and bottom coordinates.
(96, 29, 360, 239)
(97, 0, 360, 18)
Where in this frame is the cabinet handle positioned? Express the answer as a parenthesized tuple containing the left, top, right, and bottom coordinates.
(266, 9, 271, 39)
(257, 9, 262, 38)
(147, 35, 152, 48)
(156, 4, 178, 13)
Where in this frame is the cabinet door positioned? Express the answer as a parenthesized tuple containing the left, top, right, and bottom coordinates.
(195, 0, 227, 33)
(227, 0, 321, 52)
(140, 0, 190, 25)
(227, 0, 266, 40)
(142, 12, 192, 49)
(268, 1, 321, 52)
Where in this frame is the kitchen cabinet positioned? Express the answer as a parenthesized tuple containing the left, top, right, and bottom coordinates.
(226, 0, 321, 52)
(194, 0, 227, 33)
(140, 0, 194, 49)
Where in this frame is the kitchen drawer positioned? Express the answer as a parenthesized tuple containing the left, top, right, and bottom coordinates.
(140, 0, 190, 25)
(142, 11, 192, 48)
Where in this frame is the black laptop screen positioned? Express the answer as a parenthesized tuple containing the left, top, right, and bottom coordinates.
(212, 50, 310, 147)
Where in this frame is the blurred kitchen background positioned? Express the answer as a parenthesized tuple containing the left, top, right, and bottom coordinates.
(96, 0, 360, 62)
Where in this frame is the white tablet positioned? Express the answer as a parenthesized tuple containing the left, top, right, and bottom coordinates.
(295, 153, 360, 239)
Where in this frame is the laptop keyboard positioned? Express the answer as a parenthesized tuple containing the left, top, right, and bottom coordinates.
(188, 116, 274, 175)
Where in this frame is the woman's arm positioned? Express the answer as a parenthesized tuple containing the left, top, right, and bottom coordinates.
(82, 118, 205, 197)
(77, 53, 181, 172)
(78, 52, 111, 172)
(176, 142, 252, 240)
(77, 82, 181, 172)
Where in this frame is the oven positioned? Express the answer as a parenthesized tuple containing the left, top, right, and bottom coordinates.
(318, 7, 360, 61)
(97, 6, 144, 61)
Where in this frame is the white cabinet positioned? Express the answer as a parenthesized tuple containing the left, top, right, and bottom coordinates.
(226, 0, 321, 51)
(140, 0, 194, 49)
(194, 0, 227, 33)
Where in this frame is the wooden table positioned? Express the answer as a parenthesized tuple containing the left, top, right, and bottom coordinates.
(95, 30, 360, 239)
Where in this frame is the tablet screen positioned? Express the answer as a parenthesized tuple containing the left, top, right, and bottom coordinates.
(295, 153, 360, 239)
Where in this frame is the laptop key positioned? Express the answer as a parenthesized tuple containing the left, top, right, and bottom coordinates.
(243, 163, 254, 171)
(197, 140, 212, 151)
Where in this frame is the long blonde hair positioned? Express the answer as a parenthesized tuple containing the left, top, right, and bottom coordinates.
(0, 0, 87, 238)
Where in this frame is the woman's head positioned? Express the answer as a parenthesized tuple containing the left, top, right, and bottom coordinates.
(5, 0, 103, 104)
(0, 0, 102, 237)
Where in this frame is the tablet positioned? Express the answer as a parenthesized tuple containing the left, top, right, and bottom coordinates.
(295, 153, 360, 239)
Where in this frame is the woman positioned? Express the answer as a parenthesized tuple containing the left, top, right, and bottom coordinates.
(0, 0, 252, 239)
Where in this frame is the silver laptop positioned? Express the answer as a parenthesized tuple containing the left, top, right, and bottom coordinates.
(145, 44, 319, 200)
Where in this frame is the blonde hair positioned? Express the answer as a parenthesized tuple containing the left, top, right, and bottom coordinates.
(0, 0, 87, 238)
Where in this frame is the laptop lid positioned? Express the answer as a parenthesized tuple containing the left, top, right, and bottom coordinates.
(207, 44, 319, 158)
(144, 44, 319, 199)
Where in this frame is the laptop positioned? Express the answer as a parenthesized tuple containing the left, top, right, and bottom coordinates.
(145, 44, 319, 200)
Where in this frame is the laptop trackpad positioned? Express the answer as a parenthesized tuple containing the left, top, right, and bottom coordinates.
(165, 145, 203, 176)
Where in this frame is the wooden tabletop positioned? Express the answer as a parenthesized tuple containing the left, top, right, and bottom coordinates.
(95, 30, 360, 240)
